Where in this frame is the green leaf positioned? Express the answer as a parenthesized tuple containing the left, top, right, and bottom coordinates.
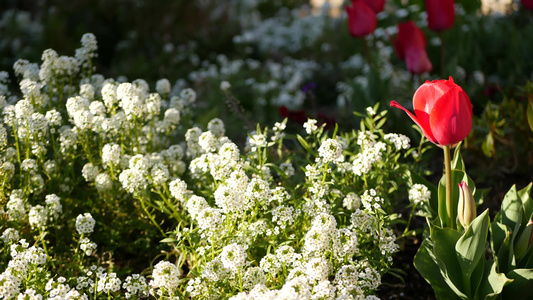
(432, 227, 468, 298)
(437, 167, 477, 229)
(527, 99, 533, 133)
(481, 132, 495, 158)
(296, 134, 316, 156)
(501, 185, 523, 239)
(503, 269, 533, 298)
(414, 237, 462, 300)
(455, 209, 490, 297)
(518, 182, 533, 221)
(452, 145, 466, 171)
(477, 260, 512, 300)
(490, 222, 510, 268)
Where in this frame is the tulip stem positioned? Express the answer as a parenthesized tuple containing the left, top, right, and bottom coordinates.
(364, 38, 372, 66)
(444, 145, 453, 228)
(440, 31, 445, 77)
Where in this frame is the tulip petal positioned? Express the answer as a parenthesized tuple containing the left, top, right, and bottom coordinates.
(413, 81, 447, 114)
(390, 101, 438, 144)
(429, 87, 472, 146)
(405, 47, 433, 74)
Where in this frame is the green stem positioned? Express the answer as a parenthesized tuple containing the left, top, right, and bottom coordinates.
(363, 37, 372, 66)
(402, 202, 418, 237)
(440, 31, 445, 77)
(137, 193, 166, 237)
(443, 145, 453, 228)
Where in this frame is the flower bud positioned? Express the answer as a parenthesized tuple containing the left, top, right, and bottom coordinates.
(515, 219, 533, 260)
(457, 181, 476, 228)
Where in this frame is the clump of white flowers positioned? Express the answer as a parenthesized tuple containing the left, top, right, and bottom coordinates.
(0, 33, 417, 299)
(75, 213, 96, 235)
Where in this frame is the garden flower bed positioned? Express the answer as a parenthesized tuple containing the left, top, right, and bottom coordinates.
(1, 0, 532, 299)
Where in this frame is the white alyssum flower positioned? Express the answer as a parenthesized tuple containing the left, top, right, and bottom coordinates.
(43, 194, 61, 218)
(80, 238, 97, 256)
(101, 143, 121, 166)
(303, 119, 318, 134)
(409, 184, 431, 205)
(82, 163, 99, 182)
(220, 80, 231, 91)
(95, 173, 113, 192)
(280, 162, 295, 177)
(208, 118, 225, 136)
(169, 178, 187, 201)
(361, 189, 384, 211)
(123, 274, 149, 299)
(75, 213, 96, 235)
(384, 133, 410, 150)
(1, 228, 20, 243)
(343, 192, 361, 210)
(318, 138, 344, 163)
(119, 168, 148, 193)
(220, 243, 247, 271)
(149, 261, 181, 291)
(201, 259, 228, 282)
(28, 205, 47, 229)
(156, 78, 171, 95)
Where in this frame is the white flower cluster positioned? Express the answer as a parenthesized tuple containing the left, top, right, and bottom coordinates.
(303, 119, 318, 135)
(409, 184, 431, 205)
(318, 138, 344, 163)
(352, 134, 386, 176)
(384, 133, 411, 150)
(360, 189, 385, 211)
(123, 274, 149, 299)
(75, 213, 96, 235)
(149, 261, 181, 296)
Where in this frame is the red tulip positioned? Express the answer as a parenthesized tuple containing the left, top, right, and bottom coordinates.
(346, 0, 377, 38)
(390, 77, 472, 147)
(390, 21, 432, 74)
(363, 0, 385, 14)
(521, 0, 533, 10)
(426, 0, 455, 32)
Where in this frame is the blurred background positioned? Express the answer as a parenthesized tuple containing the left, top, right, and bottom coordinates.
(1, 0, 532, 193)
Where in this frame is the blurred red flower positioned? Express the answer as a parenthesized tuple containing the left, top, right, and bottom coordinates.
(426, 0, 455, 32)
(363, 0, 385, 14)
(346, 0, 377, 38)
(390, 20, 432, 74)
(521, 0, 533, 10)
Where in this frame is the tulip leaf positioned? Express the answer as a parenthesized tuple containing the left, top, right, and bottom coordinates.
(517, 242, 533, 268)
(501, 185, 523, 236)
(438, 166, 478, 229)
(455, 209, 490, 286)
(452, 144, 465, 171)
(490, 222, 510, 268)
(518, 182, 533, 221)
(502, 269, 533, 298)
(432, 227, 467, 298)
(477, 260, 512, 300)
(414, 232, 463, 300)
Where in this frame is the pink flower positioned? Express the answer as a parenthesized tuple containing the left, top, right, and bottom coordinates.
(390, 77, 472, 147)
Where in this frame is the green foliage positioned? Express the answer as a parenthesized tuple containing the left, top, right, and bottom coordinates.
(414, 145, 533, 299)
